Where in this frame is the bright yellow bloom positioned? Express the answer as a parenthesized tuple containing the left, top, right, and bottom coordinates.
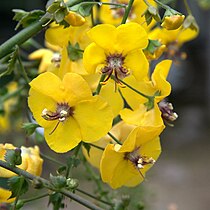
(45, 21, 91, 78)
(83, 23, 149, 85)
(120, 102, 165, 135)
(98, 0, 156, 29)
(0, 144, 43, 203)
(149, 26, 198, 59)
(28, 72, 113, 153)
(28, 49, 60, 73)
(100, 126, 161, 189)
(64, 11, 86, 26)
(121, 60, 172, 109)
(161, 15, 185, 30)
(83, 121, 135, 168)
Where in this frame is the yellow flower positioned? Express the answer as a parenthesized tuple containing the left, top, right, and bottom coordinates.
(0, 144, 43, 177)
(28, 72, 113, 153)
(149, 26, 198, 59)
(0, 144, 43, 203)
(100, 126, 161, 189)
(83, 23, 149, 85)
(161, 15, 185, 30)
(64, 11, 86, 26)
(45, 21, 91, 78)
(83, 121, 135, 168)
(28, 49, 60, 73)
(120, 102, 165, 135)
(98, 0, 156, 29)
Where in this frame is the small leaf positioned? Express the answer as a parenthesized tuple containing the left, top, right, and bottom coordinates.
(0, 46, 18, 78)
(12, 9, 45, 30)
(22, 123, 40, 136)
(70, 1, 94, 17)
(82, 142, 91, 156)
(0, 177, 10, 190)
(8, 176, 29, 199)
(67, 42, 83, 61)
(48, 192, 65, 210)
(50, 174, 66, 189)
(67, 156, 80, 168)
(4, 148, 22, 166)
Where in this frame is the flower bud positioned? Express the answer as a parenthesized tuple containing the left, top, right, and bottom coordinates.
(161, 14, 185, 30)
(64, 11, 86, 26)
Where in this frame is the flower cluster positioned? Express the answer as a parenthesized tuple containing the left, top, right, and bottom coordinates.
(25, 0, 199, 190)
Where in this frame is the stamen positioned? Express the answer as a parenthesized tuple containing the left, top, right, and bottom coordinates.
(41, 103, 74, 133)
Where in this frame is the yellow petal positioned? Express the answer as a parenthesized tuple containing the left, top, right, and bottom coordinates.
(29, 72, 63, 102)
(100, 82, 124, 116)
(28, 88, 57, 128)
(87, 24, 116, 52)
(74, 96, 113, 142)
(62, 73, 92, 106)
(83, 43, 106, 74)
(124, 50, 149, 81)
(115, 23, 148, 53)
(100, 144, 124, 183)
(44, 117, 81, 153)
(0, 188, 15, 203)
(152, 60, 172, 101)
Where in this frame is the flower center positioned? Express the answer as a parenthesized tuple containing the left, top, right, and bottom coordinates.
(41, 103, 74, 134)
(124, 147, 155, 178)
(101, 53, 130, 86)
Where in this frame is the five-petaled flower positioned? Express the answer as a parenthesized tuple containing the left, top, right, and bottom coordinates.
(28, 72, 113, 153)
(100, 126, 161, 189)
(83, 23, 149, 86)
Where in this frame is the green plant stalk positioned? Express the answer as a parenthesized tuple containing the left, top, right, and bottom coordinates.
(154, 0, 171, 10)
(118, 78, 154, 101)
(121, 0, 135, 24)
(108, 132, 122, 145)
(76, 188, 113, 206)
(17, 54, 30, 84)
(89, 143, 105, 151)
(0, 18, 50, 59)
(183, 0, 192, 15)
(40, 152, 64, 166)
(0, 160, 103, 210)
(21, 192, 49, 204)
(94, 74, 106, 95)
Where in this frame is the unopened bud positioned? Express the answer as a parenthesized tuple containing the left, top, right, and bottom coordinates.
(161, 14, 185, 30)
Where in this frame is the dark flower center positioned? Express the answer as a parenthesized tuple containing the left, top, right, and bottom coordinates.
(41, 103, 74, 134)
(124, 147, 155, 178)
(101, 53, 130, 86)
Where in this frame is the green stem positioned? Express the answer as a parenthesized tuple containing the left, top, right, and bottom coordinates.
(121, 0, 135, 24)
(40, 152, 64, 166)
(21, 192, 49, 204)
(94, 74, 106, 95)
(76, 188, 113, 206)
(89, 143, 104, 151)
(154, 0, 171, 10)
(183, 0, 192, 15)
(0, 17, 50, 59)
(108, 132, 122, 145)
(0, 160, 103, 210)
(17, 54, 30, 84)
(1, 85, 25, 102)
(118, 79, 153, 101)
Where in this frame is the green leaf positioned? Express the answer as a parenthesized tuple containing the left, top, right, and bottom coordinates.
(22, 123, 40, 136)
(67, 42, 83, 61)
(70, 1, 94, 17)
(48, 192, 65, 210)
(50, 174, 66, 189)
(0, 46, 18, 78)
(8, 176, 29, 199)
(0, 177, 10, 190)
(82, 142, 91, 156)
(4, 148, 22, 166)
(67, 156, 80, 168)
(13, 9, 45, 30)
(144, 39, 161, 54)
